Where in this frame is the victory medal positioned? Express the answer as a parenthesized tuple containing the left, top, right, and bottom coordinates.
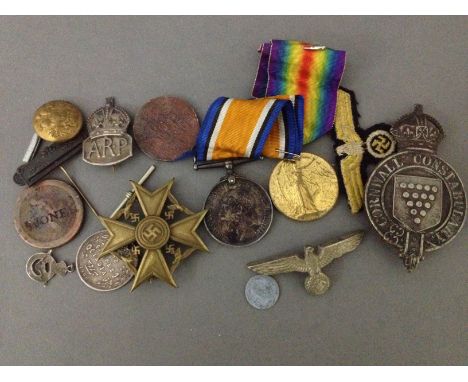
(269, 152, 339, 221)
(82, 97, 133, 166)
(365, 105, 466, 271)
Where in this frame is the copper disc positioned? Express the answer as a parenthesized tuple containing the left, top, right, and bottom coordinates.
(14, 179, 84, 248)
(133, 97, 199, 161)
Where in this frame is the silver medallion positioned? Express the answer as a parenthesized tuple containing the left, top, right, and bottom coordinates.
(365, 105, 466, 271)
(76, 230, 135, 291)
(245, 275, 279, 310)
(26, 250, 74, 285)
(82, 97, 132, 166)
(203, 167, 273, 247)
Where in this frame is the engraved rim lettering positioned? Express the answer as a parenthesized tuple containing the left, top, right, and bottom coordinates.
(76, 230, 134, 292)
(365, 151, 466, 252)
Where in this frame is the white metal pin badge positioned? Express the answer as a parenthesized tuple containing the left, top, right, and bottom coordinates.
(365, 105, 466, 271)
(82, 97, 133, 166)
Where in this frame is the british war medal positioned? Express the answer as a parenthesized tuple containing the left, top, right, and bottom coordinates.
(82, 97, 133, 166)
(365, 105, 466, 271)
(195, 95, 303, 246)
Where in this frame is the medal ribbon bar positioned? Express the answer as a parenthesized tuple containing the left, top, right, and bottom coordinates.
(252, 39, 346, 144)
(195, 95, 303, 162)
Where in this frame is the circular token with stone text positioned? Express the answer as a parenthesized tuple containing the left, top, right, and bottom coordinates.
(14, 179, 83, 248)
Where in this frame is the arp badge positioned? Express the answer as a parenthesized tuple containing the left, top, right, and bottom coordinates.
(82, 97, 132, 166)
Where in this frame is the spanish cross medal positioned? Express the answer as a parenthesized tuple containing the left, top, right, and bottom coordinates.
(98, 178, 208, 290)
(82, 97, 133, 166)
(365, 105, 466, 271)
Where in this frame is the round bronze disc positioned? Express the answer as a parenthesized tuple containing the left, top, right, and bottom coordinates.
(33, 100, 83, 142)
(269, 153, 339, 221)
(133, 96, 199, 161)
(204, 177, 273, 247)
(14, 179, 84, 248)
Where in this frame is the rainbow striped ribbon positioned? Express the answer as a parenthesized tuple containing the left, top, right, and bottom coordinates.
(252, 40, 346, 144)
(196, 95, 303, 162)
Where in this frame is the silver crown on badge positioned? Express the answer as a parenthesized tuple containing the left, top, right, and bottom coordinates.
(365, 104, 466, 271)
(390, 104, 444, 151)
(87, 97, 131, 138)
(82, 97, 133, 166)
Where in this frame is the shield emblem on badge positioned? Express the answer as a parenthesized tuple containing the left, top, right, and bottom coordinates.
(393, 175, 443, 232)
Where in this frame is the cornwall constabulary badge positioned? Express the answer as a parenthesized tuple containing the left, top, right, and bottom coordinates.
(82, 97, 132, 166)
(365, 105, 466, 271)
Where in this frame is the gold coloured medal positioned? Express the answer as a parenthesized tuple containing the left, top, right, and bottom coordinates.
(269, 152, 339, 221)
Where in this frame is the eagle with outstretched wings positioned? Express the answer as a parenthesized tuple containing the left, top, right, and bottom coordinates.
(334, 89, 365, 214)
(333, 89, 395, 214)
(248, 231, 364, 295)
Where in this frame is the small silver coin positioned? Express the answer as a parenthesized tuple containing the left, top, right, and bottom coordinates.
(245, 275, 279, 310)
(76, 230, 134, 292)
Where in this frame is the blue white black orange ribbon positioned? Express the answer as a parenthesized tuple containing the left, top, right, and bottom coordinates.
(195, 95, 304, 162)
